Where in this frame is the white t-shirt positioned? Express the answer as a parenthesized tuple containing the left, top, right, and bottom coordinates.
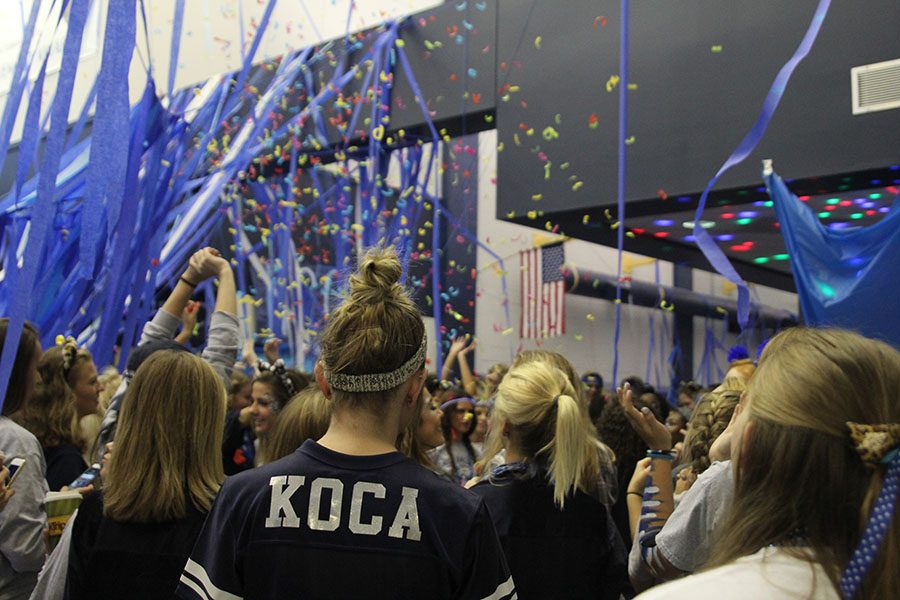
(635, 547, 839, 600)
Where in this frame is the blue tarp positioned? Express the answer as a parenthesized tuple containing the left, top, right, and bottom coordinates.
(766, 171, 900, 348)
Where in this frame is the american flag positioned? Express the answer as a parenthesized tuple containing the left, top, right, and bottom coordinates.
(520, 243, 566, 338)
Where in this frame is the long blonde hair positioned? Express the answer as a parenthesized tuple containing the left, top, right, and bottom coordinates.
(263, 386, 331, 464)
(481, 361, 601, 508)
(104, 351, 225, 523)
(708, 328, 900, 598)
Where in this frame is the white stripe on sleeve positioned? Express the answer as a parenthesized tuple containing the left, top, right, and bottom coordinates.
(481, 575, 516, 600)
(183, 559, 243, 600)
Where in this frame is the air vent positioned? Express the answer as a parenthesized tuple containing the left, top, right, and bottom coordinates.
(851, 58, 900, 115)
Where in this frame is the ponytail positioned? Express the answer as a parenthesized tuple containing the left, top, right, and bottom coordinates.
(549, 392, 599, 508)
(485, 360, 601, 508)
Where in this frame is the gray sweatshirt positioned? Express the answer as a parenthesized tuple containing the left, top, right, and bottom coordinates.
(0, 418, 49, 600)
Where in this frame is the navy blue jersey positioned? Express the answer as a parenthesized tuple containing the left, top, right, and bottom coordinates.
(472, 464, 627, 600)
(176, 440, 515, 599)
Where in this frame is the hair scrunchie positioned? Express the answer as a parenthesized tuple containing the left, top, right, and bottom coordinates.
(259, 359, 296, 397)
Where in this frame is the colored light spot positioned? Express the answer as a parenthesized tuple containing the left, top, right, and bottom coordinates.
(736, 218, 753, 225)
(753, 257, 770, 264)
(829, 222, 849, 230)
(632, 227, 646, 234)
(738, 211, 758, 218)
(716, 234, 734, 242)
(826, 198, 840, 205)
(869, 193, 882, 199)
(862, 201, 876, 209)
(819, 282, 836, 299)
(799, 195, 811, 202)
(773, 253, 789, 260)
(730, 244, 750, 252)
(683, 235, 696, 243)
(839, 200, 853, 207)
(850, 213, 863, 220)
(654, 231, 670, 238)
(817, 211, 829, 218)
(681, 220, 715, 229)
(866, 210, 876, 216)
(721, 213, 735, 219)
(853, 198, 866, 205)
(763, 201, 774, 207)
(677, 196, 692, 203)
(654, 219, 674, 227)
(879, 207, 890, 213)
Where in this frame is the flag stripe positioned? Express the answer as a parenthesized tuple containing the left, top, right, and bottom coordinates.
(519, 244, 566, 339)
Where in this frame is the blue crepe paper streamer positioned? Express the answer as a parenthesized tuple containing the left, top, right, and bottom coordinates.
(0, 0, 91, 412)
(80, 0, 137, 281)
(690, 0, 832, 332)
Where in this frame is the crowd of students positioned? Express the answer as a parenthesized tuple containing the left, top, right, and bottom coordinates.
(0, 246, 897, 599)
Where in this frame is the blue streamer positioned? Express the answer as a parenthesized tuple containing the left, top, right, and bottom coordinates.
(691, 0, 832, 331)
(167, 0, 186, 100)
(612, 0, 629, 387)
(0, 0, 91, 411)
(80, 0, 137, 281)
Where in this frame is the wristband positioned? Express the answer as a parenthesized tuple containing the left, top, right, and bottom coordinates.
(627, 491, 644, 498)
(180, 276, 198, 288)
(647, 449, 676, 461)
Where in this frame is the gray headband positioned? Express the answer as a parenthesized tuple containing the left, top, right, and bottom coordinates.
(325, 334, 427, 392)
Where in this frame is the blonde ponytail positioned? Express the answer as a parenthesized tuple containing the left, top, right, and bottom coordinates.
(549, 392, 599, 507)
(487, 360, 601, 508)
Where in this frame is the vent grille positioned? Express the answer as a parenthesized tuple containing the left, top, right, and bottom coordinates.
(851, 59, 900, 115)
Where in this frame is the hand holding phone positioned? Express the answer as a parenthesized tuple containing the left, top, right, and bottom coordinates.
(69, 464, 101, 490)
(5, 458, 26, 488)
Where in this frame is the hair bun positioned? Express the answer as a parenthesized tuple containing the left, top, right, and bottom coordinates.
(349, 247, 403, 303)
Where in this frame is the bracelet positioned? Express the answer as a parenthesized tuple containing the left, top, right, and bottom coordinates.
(647, 449, 676, 461)
(627, 491, 644, 498)
(180, 276, 198, 288)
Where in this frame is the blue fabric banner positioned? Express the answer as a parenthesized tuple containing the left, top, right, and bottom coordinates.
(766, 171, 900, 349)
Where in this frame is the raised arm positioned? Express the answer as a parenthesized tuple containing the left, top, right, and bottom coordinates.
(196, 250, 240, 383)
(140, 248, 219, 345)
(456, 337, 479, 397)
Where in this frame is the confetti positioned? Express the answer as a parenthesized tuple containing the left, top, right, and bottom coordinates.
(711, 45, 723, 53)
(593, 16, 608, 28)
(588, 113, 600, 128)
(606, 75, 620, 92)
(534, 36, 542, 49)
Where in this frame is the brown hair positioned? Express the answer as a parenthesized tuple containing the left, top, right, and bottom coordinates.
(320, 247, 425, 409)
(707, 328, 900, 598)
(227, 370, 251, 409)
(16, 345, 93, 450)
(679, 377, 745, 475)
(0, 319, 41, 416)
(253, 370, 308, 412)
(264, 386, 332, 463)
(399, 391, 438, 471)
(104, 351, 225, 523)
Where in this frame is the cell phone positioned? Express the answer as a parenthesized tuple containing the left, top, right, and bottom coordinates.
(6, 457, 25, 488)
(69, 464, 101, 489)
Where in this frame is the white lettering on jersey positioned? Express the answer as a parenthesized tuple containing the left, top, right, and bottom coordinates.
(308, 477, 343, 531)
(387, 486, 421, 541)
(349, 482, 386, 535)
(265, 475, 305, 528)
